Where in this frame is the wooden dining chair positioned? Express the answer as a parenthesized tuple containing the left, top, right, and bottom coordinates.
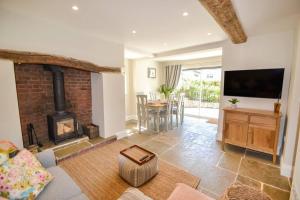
(136, 95, 157, 132)
(160, 100, 174, 131)
(171, 93, 185, 127)
(149, 91, 157, 101)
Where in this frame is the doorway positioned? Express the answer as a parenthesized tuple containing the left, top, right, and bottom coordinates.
(176, 67, 221, 120)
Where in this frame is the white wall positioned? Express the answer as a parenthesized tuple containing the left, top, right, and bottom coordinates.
(92, 73, 125, 138)
(0, 9, 123, 68)
(218, 31, 294, 158)
(124, 59, 134, 119)
(0, 59, 23, 148)
(291, 127, 300, 200)
(282, 22, 300, 179)
(132, 59, 164, 96)
(125, 59, 164, 119)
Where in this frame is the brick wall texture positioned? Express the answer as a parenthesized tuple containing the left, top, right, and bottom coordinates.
(14, 64, 92, 147)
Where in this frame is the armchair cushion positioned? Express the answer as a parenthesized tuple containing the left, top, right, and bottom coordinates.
(167, 183, 214, 200)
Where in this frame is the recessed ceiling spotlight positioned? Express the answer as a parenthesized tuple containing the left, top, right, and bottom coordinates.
(182, 12, 189, 17)
(72, 5, 79, 11)
(132, 30, 137, 34)
(207, 32, 212, 36)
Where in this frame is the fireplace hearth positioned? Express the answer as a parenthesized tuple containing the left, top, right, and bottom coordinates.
(46, 66, 77, 144)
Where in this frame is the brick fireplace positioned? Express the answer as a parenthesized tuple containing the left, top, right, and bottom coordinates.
(14, 64, 92, 147)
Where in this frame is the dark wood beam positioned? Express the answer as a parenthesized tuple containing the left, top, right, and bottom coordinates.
(0, 49, 121, 73)
(199, 0, 247, 44)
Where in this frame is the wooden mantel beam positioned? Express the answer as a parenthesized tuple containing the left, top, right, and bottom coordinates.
(199, 0, 247, 44)
(0, 49, 121, 73)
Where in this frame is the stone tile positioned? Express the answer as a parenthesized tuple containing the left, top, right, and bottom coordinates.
(224, 144, 246, 156)
(193, 162, 236, 196)
(218, 152, 241, 173)
(152, 132, 181, 146)
(263, 184, 290, 200)
(190, 133, 219, 149)
(245, 149, 280, 166)
(54, 141, 92, 159)
(141, 139, 172, 155)
(175, 142, 224, 166)
(160, 147, 198, 171)
(239, 159, 290, 191)
(236, 175, 261, 189)
(181, 131, 203, 143)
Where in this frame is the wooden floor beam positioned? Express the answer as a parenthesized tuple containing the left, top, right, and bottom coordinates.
(199, 0, 247, 44)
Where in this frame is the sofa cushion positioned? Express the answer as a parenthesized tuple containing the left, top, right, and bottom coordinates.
(0, 149, 53, 199)
(69, 194, 89, 200)
(37, 166, 82, 200)
(167, 183, 214, 200)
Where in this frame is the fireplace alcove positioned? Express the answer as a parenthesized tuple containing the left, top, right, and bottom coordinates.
(15, 63, 92, 147)
(1, 49, 120, 148)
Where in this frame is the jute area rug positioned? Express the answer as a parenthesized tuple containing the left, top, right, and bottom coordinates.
(60, 140, 200, 200)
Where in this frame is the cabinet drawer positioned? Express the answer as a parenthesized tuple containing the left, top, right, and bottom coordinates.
(250, 116, 276, 127)
(226, 113, 248, 122)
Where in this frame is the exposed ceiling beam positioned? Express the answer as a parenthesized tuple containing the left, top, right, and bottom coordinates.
(0, 49, 121, 73)
(199, 0, 247, 44)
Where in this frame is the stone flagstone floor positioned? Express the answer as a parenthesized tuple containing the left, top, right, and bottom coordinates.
(123, 116, 291, 200)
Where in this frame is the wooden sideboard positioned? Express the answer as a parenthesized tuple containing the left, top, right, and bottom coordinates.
(222, 107, 281, 163)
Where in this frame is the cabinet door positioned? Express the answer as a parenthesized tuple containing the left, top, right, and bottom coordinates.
(247, 125, 275, 153)
(224, 121, 248, 147)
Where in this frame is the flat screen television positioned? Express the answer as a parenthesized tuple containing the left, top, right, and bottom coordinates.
(224, 68, 284, 99)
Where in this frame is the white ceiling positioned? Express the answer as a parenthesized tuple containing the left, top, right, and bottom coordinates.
(232, 0, 300, 36)
(1, 0, 300, 55)
(0, 0, 226, 54)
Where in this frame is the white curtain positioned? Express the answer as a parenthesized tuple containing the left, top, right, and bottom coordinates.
(165, 65, 182, 89)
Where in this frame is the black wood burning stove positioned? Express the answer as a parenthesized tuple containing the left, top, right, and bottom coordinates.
(45, 66, 77, 144)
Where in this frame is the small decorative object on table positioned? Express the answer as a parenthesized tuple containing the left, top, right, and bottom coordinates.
(228, 98, 239, 109)
(274, 99, 281, 113)
(119, 145, 158, 187)
(83, 123, 99, 139)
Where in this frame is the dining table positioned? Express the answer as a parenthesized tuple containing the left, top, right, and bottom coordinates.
(146, 100, 168, 133)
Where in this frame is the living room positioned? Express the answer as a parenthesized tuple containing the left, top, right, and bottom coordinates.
(1, 0, 300, 200)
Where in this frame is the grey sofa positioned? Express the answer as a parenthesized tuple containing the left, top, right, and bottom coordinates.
(35, 149, 89, 200)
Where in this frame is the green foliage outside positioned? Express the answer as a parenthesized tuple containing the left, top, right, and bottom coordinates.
(175, 79, 220, 103)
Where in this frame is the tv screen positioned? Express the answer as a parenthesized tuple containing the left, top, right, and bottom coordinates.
(224, 68, 284, 99)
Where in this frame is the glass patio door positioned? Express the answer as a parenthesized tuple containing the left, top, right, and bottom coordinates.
(176, 67, 221, 119)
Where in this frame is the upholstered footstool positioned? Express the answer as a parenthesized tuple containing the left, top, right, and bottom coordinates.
(118, 145, 158, 187)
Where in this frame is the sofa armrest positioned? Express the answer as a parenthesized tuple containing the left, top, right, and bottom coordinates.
(36, 149, 57, 168)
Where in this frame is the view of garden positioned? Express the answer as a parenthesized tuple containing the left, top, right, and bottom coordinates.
(176, 68, 221, 119)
